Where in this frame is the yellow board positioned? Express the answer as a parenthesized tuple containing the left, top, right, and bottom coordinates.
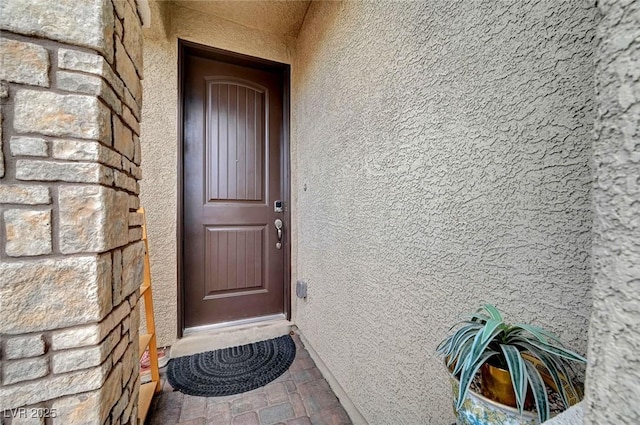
(137, 208, 161, 424)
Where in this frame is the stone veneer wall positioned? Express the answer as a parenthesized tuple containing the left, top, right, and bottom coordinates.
(585, 1, 640, 424)
(0, 1, 145, 424)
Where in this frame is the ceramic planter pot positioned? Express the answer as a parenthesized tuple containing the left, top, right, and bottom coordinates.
(480, 363, 534, 410)
(449, 372, 539, 425)
(447, 352, 582, 424)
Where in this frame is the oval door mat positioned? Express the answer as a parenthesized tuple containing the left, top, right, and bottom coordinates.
(167, 334, 296, 397)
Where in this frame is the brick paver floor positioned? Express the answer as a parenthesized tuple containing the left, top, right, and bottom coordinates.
(147, 332, 353, 425)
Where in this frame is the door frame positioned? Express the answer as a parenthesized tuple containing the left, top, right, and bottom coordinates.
(176, 39, 291, 338)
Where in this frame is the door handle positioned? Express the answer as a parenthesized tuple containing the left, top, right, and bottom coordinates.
(274, 219, 283, 249)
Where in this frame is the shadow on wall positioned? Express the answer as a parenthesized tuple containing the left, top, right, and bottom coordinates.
(293, 1, 343, 87)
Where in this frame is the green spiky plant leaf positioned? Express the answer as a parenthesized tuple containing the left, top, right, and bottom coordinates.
(436, 304, 587, 422)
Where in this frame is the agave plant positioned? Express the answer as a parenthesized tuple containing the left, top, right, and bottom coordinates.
(437, 304, 586, 422)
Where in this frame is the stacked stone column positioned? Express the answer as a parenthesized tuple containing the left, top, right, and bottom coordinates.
(0, 1, 145, 424)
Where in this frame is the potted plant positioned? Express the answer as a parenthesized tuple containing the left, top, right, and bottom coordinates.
(437, 304, 586, 424)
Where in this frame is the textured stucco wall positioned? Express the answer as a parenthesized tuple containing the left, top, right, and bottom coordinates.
(585, 1, 640, 424)
(140, 2, 294, 346)
(172, 1, 310, 38)
(292, 1, 595, 423)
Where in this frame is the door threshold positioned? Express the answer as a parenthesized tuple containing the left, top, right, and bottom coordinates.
(183, 313, 286, 336)
(173, 316, 293, 359)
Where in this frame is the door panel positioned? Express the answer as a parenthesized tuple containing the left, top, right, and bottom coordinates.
(205, 81, 264, 202)
(204, 226, 264, 295)
(182, 50, 286, 329)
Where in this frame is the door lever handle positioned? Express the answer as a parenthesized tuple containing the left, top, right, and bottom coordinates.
(274, 219, 283, 249)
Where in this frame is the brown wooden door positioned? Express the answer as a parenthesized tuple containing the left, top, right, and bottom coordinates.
(182, 47, 287, 330)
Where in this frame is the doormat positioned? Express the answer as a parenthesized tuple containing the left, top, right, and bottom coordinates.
(166, 334, 296, 397)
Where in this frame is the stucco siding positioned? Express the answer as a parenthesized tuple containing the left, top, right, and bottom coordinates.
(140, 3, 294, 346)
(291, 1, 595, 423)
(585, 1, 640, 423)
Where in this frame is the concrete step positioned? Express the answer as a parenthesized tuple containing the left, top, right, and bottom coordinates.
(169, 319, 294, 359)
